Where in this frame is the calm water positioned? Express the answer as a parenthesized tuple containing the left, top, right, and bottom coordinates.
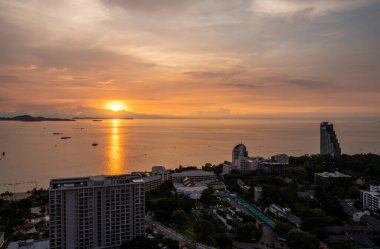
(0, 119, 379, 191)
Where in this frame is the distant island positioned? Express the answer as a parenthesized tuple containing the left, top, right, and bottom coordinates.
(0, 115, 75, 122)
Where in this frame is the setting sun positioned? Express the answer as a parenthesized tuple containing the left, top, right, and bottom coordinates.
(105, 101, 128, 112)
(111, 104, 122, 112)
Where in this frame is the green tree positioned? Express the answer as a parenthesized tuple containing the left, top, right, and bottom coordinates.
(194, 219, 215, 240)
(215, 234, 233, 249)
(162, 237, 180, 249)
(287, 229, 319, 249)
(348, 185, 360, 199)
(120, 236, 159, 249)
(155, 198, 176, 222)
(374, 235, 380, 246)
(301, 208, 328, 233)
(321, 195, 344, 218)
(236, 222, 262, 242)
(200, 188, 217, 207)
(170, 209, 188, 230)
(332, 241, 358, 249)
(274, 222, 293, 237)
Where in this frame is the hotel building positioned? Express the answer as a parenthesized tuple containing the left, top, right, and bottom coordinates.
(361, 186, 380, 212)
(49, 174, 145, 249)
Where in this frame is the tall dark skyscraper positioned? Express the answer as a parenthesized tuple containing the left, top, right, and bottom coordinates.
(320, 122, 341, 158)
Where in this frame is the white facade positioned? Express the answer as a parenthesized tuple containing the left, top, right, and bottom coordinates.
(361, 185, 380, 212)
(49, 174, 145, 249)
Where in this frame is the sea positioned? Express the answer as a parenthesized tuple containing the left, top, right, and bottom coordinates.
(0, 118, 379, 191)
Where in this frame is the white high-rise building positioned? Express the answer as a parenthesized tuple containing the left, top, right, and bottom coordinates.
(361, 185, 380, 212)
(49, 174, 145, 249)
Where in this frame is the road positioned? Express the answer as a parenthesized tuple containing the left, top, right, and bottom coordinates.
(220, 193, 288, 249)
(145, 216, 216, 249)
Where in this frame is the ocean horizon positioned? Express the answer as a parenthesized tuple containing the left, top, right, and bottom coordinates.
(0, 118, 379, 192)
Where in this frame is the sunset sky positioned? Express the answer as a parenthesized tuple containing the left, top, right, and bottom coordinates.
(0, 0, 379, 118)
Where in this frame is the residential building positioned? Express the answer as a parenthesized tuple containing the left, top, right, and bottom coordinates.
(237, 179, 250, 193)
(254, 186, 263, 202)
(232, 144, 248, 165)
(142, 175, 162, 192)
(171, 170, 217, 182)
(269, 204, 290, 218)
(361, 185, 380, 212)
(269, 204, 302, 228)
(49, 174, 145, 249)
(314, 171, 352, 188)
(320, 122, 341, 158)
(222, 161, 237, 174)
(271, 154, 289, 164)
(326, 225, 375, 248)
(258, 162, 287, 174)
(239, 157, 259, 171)
(151, 166, 170, 183)
(152, 165, 166, 175)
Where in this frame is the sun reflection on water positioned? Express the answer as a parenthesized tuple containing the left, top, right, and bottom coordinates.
(107, 119, 124, 174)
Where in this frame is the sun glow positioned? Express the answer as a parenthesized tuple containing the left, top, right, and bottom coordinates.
(111, 104, 122, 112)
(105, 101, 127, 112)
(107, 119, 124, 175)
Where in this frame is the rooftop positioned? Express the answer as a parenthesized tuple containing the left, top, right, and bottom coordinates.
(172, 181, 210, 199)
(50, 174, 142, 189)
(7, 239, 49, 249)
(172, 170, 216, 177)
(315, 171, 351, 178)
(254, 186, 263, 191)
(142, 175, 161, 182)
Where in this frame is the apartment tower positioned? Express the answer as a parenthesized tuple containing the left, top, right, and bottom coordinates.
(49, 174, 145, 249)
(320, 122, 341, 158)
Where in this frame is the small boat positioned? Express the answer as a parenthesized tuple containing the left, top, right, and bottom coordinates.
(53, 132, 63, 135)
(92, 143, 98, 146)
(61, 136, 71, 139)
(92, 119, 102, 122)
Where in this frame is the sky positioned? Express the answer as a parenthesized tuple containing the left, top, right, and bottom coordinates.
(0, 0, 379, 118)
